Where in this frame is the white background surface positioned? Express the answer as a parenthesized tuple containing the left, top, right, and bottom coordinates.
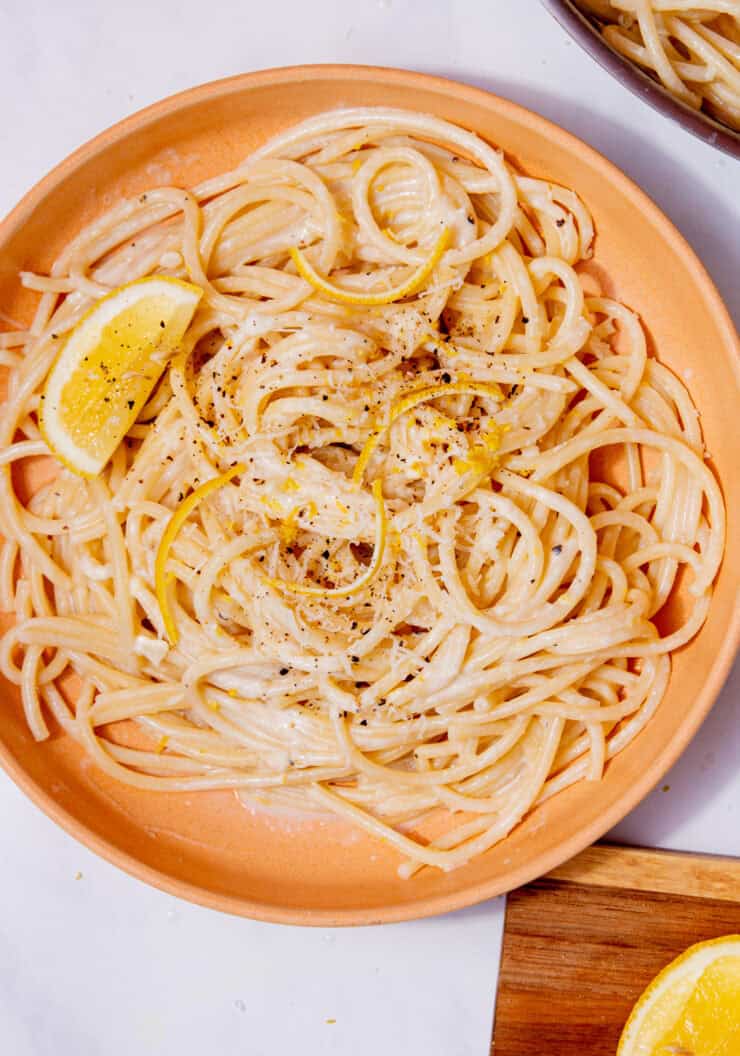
(0, 2, 738, 1053)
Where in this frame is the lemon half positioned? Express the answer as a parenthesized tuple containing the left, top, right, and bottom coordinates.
(41, 276, 202, 477)
(618, 935, 740, 1056)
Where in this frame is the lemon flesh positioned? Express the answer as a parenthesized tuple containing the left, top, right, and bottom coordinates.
(618, 937, 740, 1056)
(41, 277, 201, 476)
(653, 955, 740, 1055)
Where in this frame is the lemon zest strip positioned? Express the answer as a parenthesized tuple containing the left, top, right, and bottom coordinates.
(279, 507, 300, 546)
(264, 479, 386, 599)
(155, 463, 245, 645)
(289, 228, 450, 306)
(352, 381, 504, 486)
(453, 423, 509, 476)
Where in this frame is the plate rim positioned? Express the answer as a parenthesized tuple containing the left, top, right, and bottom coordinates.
(0, 63, 738, 925)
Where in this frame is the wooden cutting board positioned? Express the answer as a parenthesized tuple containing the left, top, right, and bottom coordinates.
(491, 844, 740, 1055)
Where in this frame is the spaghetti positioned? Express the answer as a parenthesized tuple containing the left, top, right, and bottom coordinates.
(0, 107, 725, 876)
(578, 1, 740, 130)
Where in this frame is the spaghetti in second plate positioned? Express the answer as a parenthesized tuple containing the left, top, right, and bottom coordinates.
(0, 107, 725, 876)
(577, 1, 740, 131)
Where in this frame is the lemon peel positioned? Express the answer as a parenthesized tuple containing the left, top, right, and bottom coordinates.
(264, 479, 386, 599)
(289, 228, 450, 306)
(453, 423, 508, 476)
(278, 507, 300, 546)
(352, 380, 504, 486)
(155, 463, 245, 645)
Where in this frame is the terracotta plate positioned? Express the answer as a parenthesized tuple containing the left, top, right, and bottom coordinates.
(0, 66, 737, 925)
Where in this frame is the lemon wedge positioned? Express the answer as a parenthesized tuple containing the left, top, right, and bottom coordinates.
(41, 276, 202, 477)
(618, 935, 740, 1056)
